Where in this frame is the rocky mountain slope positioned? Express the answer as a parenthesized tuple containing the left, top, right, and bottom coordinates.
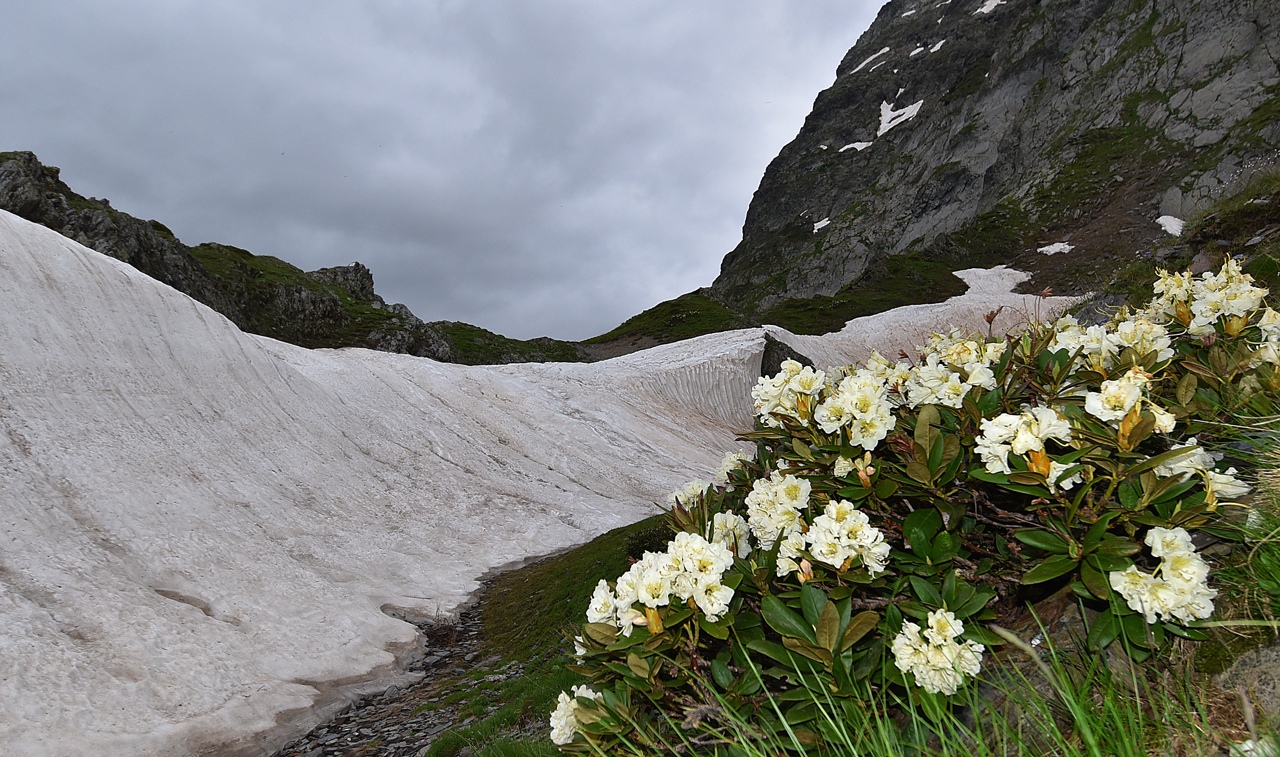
(0, 151, 584, 365)
(705, 0, 1279, 326)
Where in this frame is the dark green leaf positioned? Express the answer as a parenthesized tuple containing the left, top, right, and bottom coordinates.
(1087, 608, 1119, 651)
(906, 460, 933, 486)
(800, 584, 827, 627)
(745, 638, 799, 666)
(909, 575, 944, 606)
(711, 659, 733, 689)
(762, 595, 816, 644)
(1079, 559, 1110, 600)
(1014, 529, 1070, 554)
(1021, 555, 1079, 584)
(699, 615, 730, 639)
(782, 635, 832, 665)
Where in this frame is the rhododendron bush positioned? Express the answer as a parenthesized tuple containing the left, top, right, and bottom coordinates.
(551, 261, 1277, 752)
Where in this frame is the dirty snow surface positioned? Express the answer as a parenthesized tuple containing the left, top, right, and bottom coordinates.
(1157, 215, 1186, 236)
(0, 211, 1077, 755)
(1038, 242, 1075, 256)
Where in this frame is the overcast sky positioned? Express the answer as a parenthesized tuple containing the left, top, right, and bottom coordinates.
(3, 2, 879, 340)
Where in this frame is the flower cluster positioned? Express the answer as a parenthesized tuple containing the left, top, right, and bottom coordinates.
(587, 532, 735, 636)
(549, 684, 602, 745)
(709, 511, 752, 559)
(814, 368, 897, 449)
(713, 451, 750, 488)
(975, 406, 1074, 487)
(1140, 259, 1267, 334)
(667, 478, 710, 508)
(1083, 366, 1176, 433)
(891, 609, 985, 695)
(751, 359, 825, 428)
(743, 471, 810, 550)
(901, 330, 1004, 408)
(1049, 314, 1174, 369)
(1108, 527, 1217, 624)
(800, 499, 890, 575)
(1155, 439, 1251, 501)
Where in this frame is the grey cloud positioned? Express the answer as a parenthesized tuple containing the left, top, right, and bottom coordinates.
(2, 1, 879, 340)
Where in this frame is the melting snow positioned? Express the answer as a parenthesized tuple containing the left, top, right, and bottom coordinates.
(839, 142, 874, 152)
(897, 87, 906, 97)
(931, 39, 947, 52)
(1157, 215, 1185, 236)
(813, 218, 832, 232)
(878, 99, 926, 136)
(0, 211, 1080, 756)
(975, 0, 1007, 13)
(870, 61, 888, 72)
(1037, 242, 1074, 256)
(901, 9, 917, 16)
(850, 47, 891, 74)
(910, 47, 925, 56)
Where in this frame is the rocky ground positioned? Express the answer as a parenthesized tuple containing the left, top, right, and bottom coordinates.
(272, 596, 529, 757)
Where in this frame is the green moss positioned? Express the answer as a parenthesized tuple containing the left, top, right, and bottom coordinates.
(481, 515, 665, 663)
(756, 253, 970, 336)
(147, 220, 176, 240)
(435, 322, 582, 365)
(585, 290, 747, 346)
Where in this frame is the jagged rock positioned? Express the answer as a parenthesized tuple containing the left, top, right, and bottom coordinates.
(710, 0, 1280, 314)
(309, 262, 379, 303)
(760, 332, 815, 377)
(0, 151, 237, 320)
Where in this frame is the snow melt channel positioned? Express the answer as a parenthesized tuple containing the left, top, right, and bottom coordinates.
(0, 211, 1078, 755)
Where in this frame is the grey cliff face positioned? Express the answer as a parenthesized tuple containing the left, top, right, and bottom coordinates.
(710, 0, 1280, 313)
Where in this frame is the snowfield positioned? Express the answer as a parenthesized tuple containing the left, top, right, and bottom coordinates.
(0, 210, 1075, 755)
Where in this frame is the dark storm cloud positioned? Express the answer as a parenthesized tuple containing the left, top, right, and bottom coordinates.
(2, 1, 879, 340)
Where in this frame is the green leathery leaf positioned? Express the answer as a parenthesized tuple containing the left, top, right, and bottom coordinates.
(1021, 555, 1079, 584)
(801, 584, 827, 627)
(842, 611, 879, 652)
(763, 595, 817, 644)
(816, 601, 840, 653)
(1014, 529, 1070, 554)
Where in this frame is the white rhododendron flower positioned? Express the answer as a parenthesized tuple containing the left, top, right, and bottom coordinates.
(1105, 317, 1175, 363)
(1108, 526, 1216, 624)
(549, 684, 603, 745)
(891, 609, 984, 695)
(775, 531, 807, 578)
(591, 531, 738, 635)
(667, 479, 709, 508)
(833, 455, 856, 477)
(709, 511, 752, 558)
(975, 406, 1071, 475)
(712, 451, 750, 488)
(1207, 468, 1251, 500)
(1153, 438, 1251, 500)
(804, 500, 891, 575)
(1047, 461, 1083, 492)
(814, 369, 897, 448)
(905, 355, 971, 408)
(586, 579, 615, 624)
(745, 471, 809, 549)
(1084, 366, 1149, 422)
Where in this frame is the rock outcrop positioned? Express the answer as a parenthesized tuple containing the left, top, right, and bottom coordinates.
(710, 0, 1280, 315)
(0, 151, 584, 364)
